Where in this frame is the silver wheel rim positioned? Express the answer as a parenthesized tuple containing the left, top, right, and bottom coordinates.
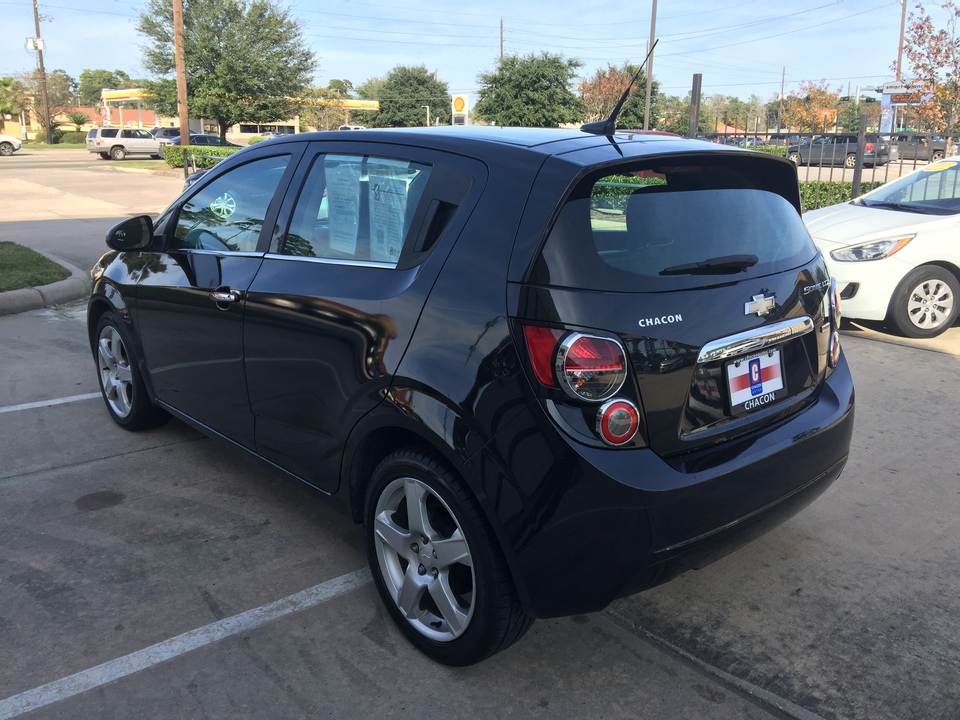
(97, 325, 134, 418)
(373, 476, 475, 642)
(907, 277, 955, 330)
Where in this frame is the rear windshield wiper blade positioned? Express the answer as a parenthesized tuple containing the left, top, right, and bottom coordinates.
(660, 254, 759, 276)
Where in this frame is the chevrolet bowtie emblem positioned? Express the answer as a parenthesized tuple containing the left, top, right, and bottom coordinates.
(745, 294, 776, 317)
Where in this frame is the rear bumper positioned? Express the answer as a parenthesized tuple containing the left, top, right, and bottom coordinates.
(483, 353, 855, 619)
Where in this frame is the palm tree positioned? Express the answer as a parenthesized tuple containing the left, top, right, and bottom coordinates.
(66, 112, 90, 131)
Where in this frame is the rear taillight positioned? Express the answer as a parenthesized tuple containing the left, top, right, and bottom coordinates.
(523, 326, 564, 386)
(597, 399, 640, 445)
(556, 333, 627, 401)
(865, 142, 874, 152)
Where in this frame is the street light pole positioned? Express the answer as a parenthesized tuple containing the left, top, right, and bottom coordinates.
(423, 105, 430, 126)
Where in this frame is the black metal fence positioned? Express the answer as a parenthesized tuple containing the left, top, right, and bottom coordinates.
(698, 117, 959, 211)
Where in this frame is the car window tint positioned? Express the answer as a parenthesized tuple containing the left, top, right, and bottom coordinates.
(535, 159, 815, 292)
(101, 129, 118, 138)
(173, 155, 291, 253)
(281, 153, 432, 266)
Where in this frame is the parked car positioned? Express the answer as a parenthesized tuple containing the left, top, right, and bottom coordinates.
(737, 136, 765, 147)
(767, 133, 804, 146)
(86, 127, 163, 160)
(0, 133, 22, 156)
(168, 133, 242, 147)
(804, 156, 960, 338)
(150, 127, 182, 145)
(88, 126, 854, 665)
(788, 133, 895, 168)
(338, 124, 366, 130)
(894, 134, 947, 163)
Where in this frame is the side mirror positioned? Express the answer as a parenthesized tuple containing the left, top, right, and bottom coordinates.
(106, 215, 155, 251)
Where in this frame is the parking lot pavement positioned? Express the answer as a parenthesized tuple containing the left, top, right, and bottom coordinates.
(609, 332, 960, 720)
(0, 303, 785, 720)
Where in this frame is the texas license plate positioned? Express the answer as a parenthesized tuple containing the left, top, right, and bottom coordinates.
(725, 348, 786, 414)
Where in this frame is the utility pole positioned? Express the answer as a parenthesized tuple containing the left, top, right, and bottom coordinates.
(896, 0, 908, 80)
(172, 0, 189, 148)
(500, 18, 504, 61)
(32, 0, 51, 144)
(643, 0, 657, 130)
(778, 67, 785, 132)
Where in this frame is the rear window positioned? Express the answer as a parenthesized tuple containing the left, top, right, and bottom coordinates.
(532, 156, 816, 291)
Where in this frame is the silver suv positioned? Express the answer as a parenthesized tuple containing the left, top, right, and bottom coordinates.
(86, 127, 162, 160)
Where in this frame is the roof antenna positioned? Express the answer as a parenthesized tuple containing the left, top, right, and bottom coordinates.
(581, 39, 659, 136)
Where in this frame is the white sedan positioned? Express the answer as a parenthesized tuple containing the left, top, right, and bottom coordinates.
(0, 133, 21, 156)
(804, 158, 960, 338)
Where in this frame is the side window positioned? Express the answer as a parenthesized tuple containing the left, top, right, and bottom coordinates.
(101, 128, 119, 139)
(282, 153, 431, 266)
(173, 154, 290, 252)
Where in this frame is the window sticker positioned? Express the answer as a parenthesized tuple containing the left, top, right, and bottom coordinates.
(325, 155, 362, 255)
(368, 160, 411, 263)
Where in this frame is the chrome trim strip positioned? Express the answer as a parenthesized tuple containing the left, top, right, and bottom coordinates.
(697, 316, 815, 364)
(263, 253, 397, 270)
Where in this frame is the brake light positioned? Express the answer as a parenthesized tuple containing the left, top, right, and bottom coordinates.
(865, 142, 874, 152)
(523, 325, 564, 387)
(556, 333, 627, 401)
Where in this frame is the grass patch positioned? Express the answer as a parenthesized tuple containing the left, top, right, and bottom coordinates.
(0, 242, 70, 292)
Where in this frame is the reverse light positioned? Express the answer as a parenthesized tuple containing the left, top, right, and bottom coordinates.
(556, 333, 628, 402)
(830, 235, 915, 262)
(596, 399, 640, 445)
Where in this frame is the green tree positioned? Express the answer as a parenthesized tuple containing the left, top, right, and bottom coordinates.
(0, 77, 29, 134)
(137, 0, 317, 142)
(79, 69, 133, 106)
(20, 69, 77, 136)
(578, 63, 660, 130)
(782, 80, 842, 132)
(361, 66, 449, 128)
(475, 52, 583, 127)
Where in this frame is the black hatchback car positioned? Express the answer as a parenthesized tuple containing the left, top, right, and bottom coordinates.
(88, 126, 854, 666)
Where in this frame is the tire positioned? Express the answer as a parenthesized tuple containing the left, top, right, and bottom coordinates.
(150, 154, 162, 160)
(887, 266, 959, 339)
(94, 312, 169, 430)
(931, 150, 945, 161)
(787, 151, 800, 164)
(0, 142, 13, 156)
(364, 448, 533, 666)
(110, 146, 127, 161)
(98, 152, 110, 159)
(844, 153, 857, 169)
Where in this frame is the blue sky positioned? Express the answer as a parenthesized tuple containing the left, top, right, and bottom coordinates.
(0, 0, 936, 104)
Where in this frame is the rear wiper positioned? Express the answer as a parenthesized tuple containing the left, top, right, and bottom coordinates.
(660, 254, 759, 276)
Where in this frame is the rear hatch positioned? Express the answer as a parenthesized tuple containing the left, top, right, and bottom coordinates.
(512, 152, 840, 457)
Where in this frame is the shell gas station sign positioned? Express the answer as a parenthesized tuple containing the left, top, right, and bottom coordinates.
(452, 94, 469, 125)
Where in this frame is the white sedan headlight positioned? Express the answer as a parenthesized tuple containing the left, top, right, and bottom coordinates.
(830, 235, 915, 262)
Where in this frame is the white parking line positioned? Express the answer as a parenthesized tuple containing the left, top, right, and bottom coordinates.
(0, 393, 101, 414)
(0, 569, 372, 719)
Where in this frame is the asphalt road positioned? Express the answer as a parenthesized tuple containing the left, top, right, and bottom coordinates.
(1, 148, 958, 720)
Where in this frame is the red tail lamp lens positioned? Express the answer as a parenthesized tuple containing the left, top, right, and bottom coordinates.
(597, 399, 640, 445)
(523, 325, 564, 387)
(557, 333, 627, 401)
(865, 142, 874, 152)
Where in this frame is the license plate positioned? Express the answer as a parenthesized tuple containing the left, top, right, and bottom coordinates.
(725, 348, 787, 414)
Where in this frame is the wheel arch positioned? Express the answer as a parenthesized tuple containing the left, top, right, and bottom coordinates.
(86, 280, 131, 352)
(339, 388, 537, 613)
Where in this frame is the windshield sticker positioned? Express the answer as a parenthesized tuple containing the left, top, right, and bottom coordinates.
(210, 192, 237, 220)
(921, 161, 958, 173)
(325, 155, 362, 255)
(368, 163, 409, 263)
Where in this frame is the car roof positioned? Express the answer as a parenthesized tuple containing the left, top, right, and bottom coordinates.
(257, 125, 718, 161)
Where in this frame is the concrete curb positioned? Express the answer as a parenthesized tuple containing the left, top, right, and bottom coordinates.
(0, 251, 91, 317)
